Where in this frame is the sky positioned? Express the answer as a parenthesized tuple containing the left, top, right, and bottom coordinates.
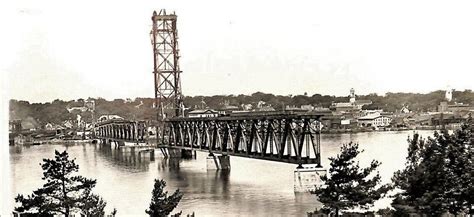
(1, 0, 474, 103)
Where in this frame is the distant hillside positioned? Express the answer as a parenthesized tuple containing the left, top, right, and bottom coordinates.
(9, 90, 474, 127)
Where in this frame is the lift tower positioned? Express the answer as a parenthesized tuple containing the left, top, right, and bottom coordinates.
(150, 10, 184, 129)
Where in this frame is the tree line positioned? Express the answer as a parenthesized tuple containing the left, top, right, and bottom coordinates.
(10, 90, 474, 126)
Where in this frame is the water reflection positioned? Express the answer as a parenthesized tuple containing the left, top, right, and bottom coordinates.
(158, 157, 231, 199)
(10, 145, 25, 155)
(96, 144, 154, 171)
(157, 157, 182, 171)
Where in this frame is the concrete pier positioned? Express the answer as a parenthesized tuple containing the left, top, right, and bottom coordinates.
(160, 148, 196, 159)
(181, 150, 196, 159)
(206, 154, 231, 170)
(294, 164, 326, 193)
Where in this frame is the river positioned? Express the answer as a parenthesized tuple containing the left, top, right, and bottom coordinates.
(7, 130, 435, 216)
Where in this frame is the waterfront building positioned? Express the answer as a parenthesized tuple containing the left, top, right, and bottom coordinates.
(358, 113, 393, 127)
(320, 115, 344, 129)
(430, 113, 465, 126)
(187, 109, 219, 118)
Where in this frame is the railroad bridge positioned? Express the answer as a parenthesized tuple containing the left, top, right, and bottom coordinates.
(161, 113, 325, 165)
(95, 119, 147, 145)
(94, 9, 328, 192)
(94, 112, 325, 166)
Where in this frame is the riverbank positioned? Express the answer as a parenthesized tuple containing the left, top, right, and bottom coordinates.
(321, 125, 459, 134)
(10, 138, 93, 146)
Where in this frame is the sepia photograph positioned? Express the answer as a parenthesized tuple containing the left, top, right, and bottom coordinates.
(1, 1, 474, 216)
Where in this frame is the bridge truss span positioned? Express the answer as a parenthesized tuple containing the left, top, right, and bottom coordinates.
(160, 114, 324, 165)
(95, 120, 148, 143)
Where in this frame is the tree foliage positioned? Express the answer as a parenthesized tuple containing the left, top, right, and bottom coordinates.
(14, 150, 107, 216)
(314, 142, 389, 217)
(78, 190, 107, 216)
(11, 90, 474, 126)
(392, 120, 474, 215)
(146, 179, 183, 217)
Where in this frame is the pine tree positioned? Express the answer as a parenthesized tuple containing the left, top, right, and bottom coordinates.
(14, 150, 107, 216)
(392, 120, 473, 215)
(146, 179, 183, 217)
(78, 190, 107, 216)
(314, 142, 389, 217)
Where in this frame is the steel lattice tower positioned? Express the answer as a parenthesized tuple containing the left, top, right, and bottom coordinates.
(151, 9, 183, 120)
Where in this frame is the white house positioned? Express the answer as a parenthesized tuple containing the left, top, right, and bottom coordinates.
(358, 113, 392, 127)
(97, 114, 124, 122)
(187, 109, 219, 118)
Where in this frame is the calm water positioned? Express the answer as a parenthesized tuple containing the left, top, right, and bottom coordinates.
(8, 130, 435, 216)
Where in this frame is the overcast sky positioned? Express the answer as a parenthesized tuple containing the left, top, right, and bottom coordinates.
(2, 0, 474, 103)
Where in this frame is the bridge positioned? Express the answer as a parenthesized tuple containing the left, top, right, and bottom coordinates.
(161, 113, 325, 165)
(93, 9, 327, 192)
(95, 119, 148, 144)
(94, 112, 325, 166)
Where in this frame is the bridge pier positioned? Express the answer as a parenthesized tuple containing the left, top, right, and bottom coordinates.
(160, 148, 196, 159)
(206, 153, 231, 170)
(110, 140, 125, 149)
(293, 164, 326, 193)
(138, 149, 155, 161)
(181, 150, 196, 159)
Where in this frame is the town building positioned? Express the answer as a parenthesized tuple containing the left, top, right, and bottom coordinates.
(438, 101, 474, 113)
(300, 104, 315, 111)
(438, 88, 474, 113)
(255, 101, 275, 112)
(320, 115, 344, 129)
(187, 109, 219, 118)
(330, 88, 372, 113)
(358, 113, 393, 127)
(97, 114, 124, 122)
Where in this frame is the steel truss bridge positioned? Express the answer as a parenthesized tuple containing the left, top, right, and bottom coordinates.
(95, 120, 148, 143)
(95, 112, 326, 165)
